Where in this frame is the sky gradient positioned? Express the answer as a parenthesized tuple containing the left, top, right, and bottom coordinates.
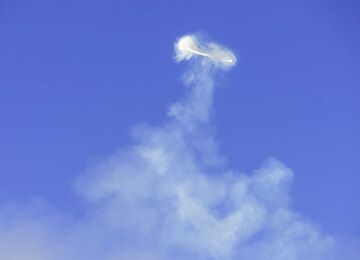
(0, 0, 359, 259)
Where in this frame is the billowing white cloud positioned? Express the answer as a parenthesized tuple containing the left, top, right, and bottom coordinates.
(0, 33, 335, 259)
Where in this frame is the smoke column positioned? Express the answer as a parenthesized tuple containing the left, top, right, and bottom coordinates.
(0, 33, 334, 260)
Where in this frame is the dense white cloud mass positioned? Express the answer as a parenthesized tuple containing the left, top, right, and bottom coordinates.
(0, 34, 335, 259)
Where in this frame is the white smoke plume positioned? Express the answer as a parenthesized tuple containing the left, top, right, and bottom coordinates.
(0, 33, 335, 259)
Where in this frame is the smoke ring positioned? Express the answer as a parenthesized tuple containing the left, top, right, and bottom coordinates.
(175, 34, 237, 67)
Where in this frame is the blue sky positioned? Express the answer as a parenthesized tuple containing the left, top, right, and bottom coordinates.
(0, 0, 359, 259)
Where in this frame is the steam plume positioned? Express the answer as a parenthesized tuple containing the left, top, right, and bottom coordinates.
(0, 33, 335, 259)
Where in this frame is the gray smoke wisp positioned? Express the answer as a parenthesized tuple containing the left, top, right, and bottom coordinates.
(0, 33, 334, 259)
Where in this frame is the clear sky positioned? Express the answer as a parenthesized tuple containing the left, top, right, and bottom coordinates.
(0, 0, 359, 259)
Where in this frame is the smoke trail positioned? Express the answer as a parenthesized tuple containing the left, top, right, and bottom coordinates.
(74, 33, 333, 259)
(0, 33, 335, 260)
